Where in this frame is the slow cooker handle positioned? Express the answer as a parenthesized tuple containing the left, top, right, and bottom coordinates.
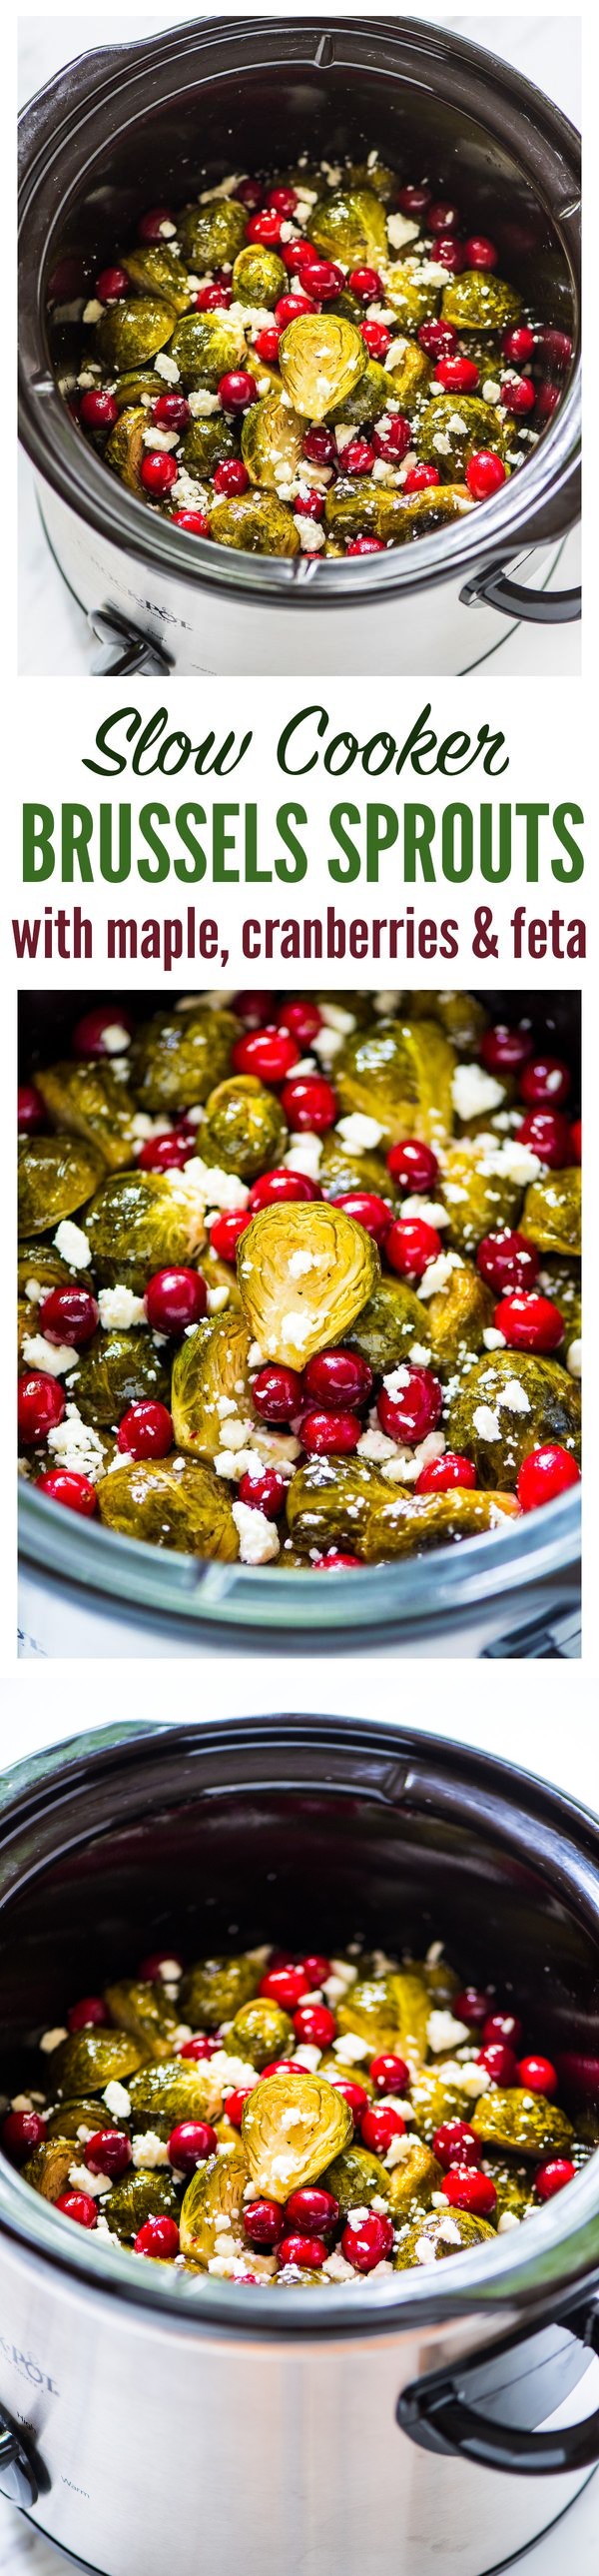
(460, 454, 581, 625)
(397, 2298, 599, 2474)
(88, 608, 172, 676)
(0, 2407, 39, 2507)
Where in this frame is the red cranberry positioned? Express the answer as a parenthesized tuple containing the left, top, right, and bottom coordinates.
(517, 2056, 557, 2098)
(254, 327, 281, 364)
(428, 201, 460, 234)
(55, 2191, 98, 2228)
(493, 1291, 563, 1355)
(361, 321, 391, 360)
(537, 382, 560, 422)
(18, 1083, 45, 1131)
(372, 415, 411, 463)
(463, 236, 498, 270)
(300, 1408, 361, 1457)
(145, 1268, 207, 1331)
(247, 211, 283, 245)
(480, 1024, 533, 1075)
(167, 2121, 218, 2171)
(384, 1218, 442, 1280)
(280, 1074, 337, 1132)
(233, 1025, 300, 1082)
(221, 2086, 255, 2128)
(415, 1452, 476, 1494)
(277, 1000, 322, 1047)
(418, 320, 458, 360)
(285, 2187, 338, 2234)
(434, 355, 479, 393)
(117, 1400, 174, 1460)
(334, 1191, 392, 1244)
(329, 2077, 369, 2120)
(79, 390, 119, 431)
(291, 257, 342, 301)
(244, 2198, 286, 2247)
(218, 370, 258, 412)
(432, 238, 465, 272)
(537, 327, 572, 373)
(138, 207, 174, 242)
(248, 1168, 320, 1211)
(343, 437, 375, 476)
(483, 2012, 523, 2052)
(516, 1109, 572, 1168)
(172, 509, 210, 534)
(85, 2130, 132, 2180)
(302, 1348, 372, 1409)
(520, 1054, 571, 1109)
(275, 292, 316, 330)
(466, 451, 507, 499)
(237, 1467, 286, 1518)
(360, 2104, 404, 2153)
(209, 1210, 249, 1262)
(403, 463, 440, 492)
(295, 487, 325, 522)
(152, 394, 191, 430)
(260, 1964, 309, 2008)
(37, 1469, 98, 1517)
(341, 2210, 394, 2271)
(377, 1367, 442, 1446)
(140, 451, 179, 497)
(195, 285, 233, 312)
(345, 537, 386, 554)
(178, 2036, 222, 2061)
(2, 2110, 47, 2162)
(517, 1445, 580, 1512)
(253, 1364, 303, 1423)
(39, 1287, 99, 1346)
(284, 238, 317, 271)
(261, 2060, 298, 2080)
(68, 1996, 109, 2032)
(293, 2004, 336, 2047)
(502, 325, 536, 366)
(313, 1551, 362, 1569)
(477, 1231, 539, 1293)
(570, 1119, 582, 1165)
(477, 2041, 518, 2086)
(302, 426, 336, 467)
(500, 373, 536, 416)
(387, 1139, 438, 1191)
(369, 2053, 410, 2096)
(535, 2157, 576, 2200)
(138, 1131, 195, 1173)
(18, 1372, 65, 1443)
(134, 2214, 180, 2258)
(301, 1955, 332, 1986)
(556, 2053, 599, 2104)
(139, 1952, 183, 1982)
(347, 266, 384, 300)
(454, 1988, 492, 2028)
(237, 178, 264, 211)
(97, 265, 129, 301)
(433, 2120, 481, 2170)
(213, 459, 250, 497)
(278, 2232, 326, 2269)
(441, 2168, 497, 2218)
(267, 186, 299, 217)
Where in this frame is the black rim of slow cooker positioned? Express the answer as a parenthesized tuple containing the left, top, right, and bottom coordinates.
(0, 1717, 597, 2341)
(18, 15, 581, 610)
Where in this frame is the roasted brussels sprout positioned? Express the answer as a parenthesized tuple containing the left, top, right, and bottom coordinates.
(425, 1261, 494, 1366)
(105, 406, 149, 495)
(242, 390, 304, 488)
(346, 1277, 429, 1374)
(52, 2029, 146, 2101)
(85, 1171, 206, 1285)
(322, 2144, 390, 2217)
(363, 1488, 520, 1559)
(278, 315, 366, 421)
(180, 418, 236, 477)
(242, 2068, 352, 2199)
(171, 1312, 253, 1459)
(324, 480, 471, 543)
(335, 1018, 455, 1148)
(378, 259, 441, 330)
(70, 1329, 170, 1427)
(447, 1350, 581, 1488)
(386, 2139, 443, 2216)
(178, 199, 248, 272)
(408, 2067, 484, 2145)
(210, 491, 300, 554)
(202, 1075, 288, 1179)
(18, 1241, 88, 1297)
(104, 1980, 181, 2061)
(442, 1145, 522, 1253)
(229, 1999, 294, 2068)
(327, 359, 390, 429)
(130, 1007, 237, 1112)
(523, 1170, 581, 1257)
(310, 187, 388, 269)
(384, 339, 431, 410)
(46, 2099, 121, 2141)
(233, 245, 287, 308)
(337, 1971, 429, 2063)
(169, 311, 248, 390)
(180, 2144, 249, 2265)
(441, 272, 522, 333)
(97, 298, 175, 371)
(23, 2141, 75, 2201)
(97, 1454, 239, 1557)
(394, 2208, 494, 2265)
(126, 2058, 222, 2132)
(107, 2170, 181, 2238)
(237, 1200, 379, 1369)
(411, 991, 488, 1056)
(318, 1136, 395, 1204)
(537, 1257, 581, 1340)
(180, 1954, 259, 2030)
(415, 396, 515, 475)
(18, 1135, 105, 1236)
(286, 1454, 387, 1556)
(122, 244, 191, 312)
(472, 2089, 574, 2158)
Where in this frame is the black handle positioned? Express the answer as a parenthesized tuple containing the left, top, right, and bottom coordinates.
(461, 561, 580, 625)
(398, 2299, 599, 2476)
(0, 2411, 39, 2508)
(88, 608, 171, 677)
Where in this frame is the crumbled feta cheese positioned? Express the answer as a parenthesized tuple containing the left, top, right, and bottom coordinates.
(131, 2131, 170, 2168)
(98, 1286, 147, 1329)
(498, 2210, 521, 2232)
(284, 1134, 322, 1180)
(386, 212, 419, 251)
(483, 1327, 506, 1350)
(432, 430, 452, 454)
(452, 1064, 504, 1121)
(47, 1404, 106, 1483)
(232, 1500, 281, 1565)
(68, 2162, 109, 2196)
(409, 1342, 432, 1366)
(53, 1220, 92, 1270)
(418, 1251, 464, 1299)
(496, 1378, 531, 1415)
(294, 516, 326, 552)
(437, 2215, 462, 2247)
(293, 2044, 322, 2074)
(414, 2235, 437, 2265)
(472, 1403, 501, 1440)
(482, 379, 501, 405)
(288, 1248, 320, 1279)
(22, 1333, 76, 1376)
(103, 2082, 131, 2118)
(335, 1112, 384, 1150)
(39, 2027, 68, 2053)
(207, 1285, 231, 1314)
(427, 2010, 470, 2054)
(494, 1140, 542, 1186)
(83, 299, 104, 325)
(567, 1338, 582, 1377)
(278, 1311, 312, 1348)
(400, 1197, 449, 1229)
(154, 351, 181, 384)
(331, 2033, 370, 2064)
(188, 389, 223, 417)
(320, 1003, 356, 1034)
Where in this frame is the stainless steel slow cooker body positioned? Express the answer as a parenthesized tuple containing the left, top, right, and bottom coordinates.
(18, 15, 581, 677)
(17, 989, 581, 1656)
(0, 1719, 599, 2576)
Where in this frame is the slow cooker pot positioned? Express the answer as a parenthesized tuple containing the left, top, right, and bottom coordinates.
(0, 1718, 598, 2575)
(17, 988, 581, 1657)
(18, 15, 581, 677)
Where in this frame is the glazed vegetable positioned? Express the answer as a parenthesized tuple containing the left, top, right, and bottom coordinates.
(72, 1330, 170, 1427)
(18, 1135, 105, 1235)
(180, 1954, 259, 2030)
(97, 1456, 240, 1557)
(335, 1019, 455, 1147)
(394, 2209, 494, 2265)
(97, 298, 175, 371)
(242, 2069, 352, 2199)
(447, 1351, 581, 1489)
(52, 2030, 146, 2099)
(471, 2090, 575, 2158)
(85, 1171, 206, 1285)
(203, 1076, 288, 1178)
(180, 2145, 249, 2265)
(130, 1009, 237, 1113)
(171, 1313, 253, 1459)
(237, 1201, 379, 1369)
(35, 1061, 138, 1171)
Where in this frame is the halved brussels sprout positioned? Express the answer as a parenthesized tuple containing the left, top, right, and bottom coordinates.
(278, 315, 366, 422)
(447, 1349, 581, 1488)
(471, 2089, 574, 2158)
(237, 1200, 379, 1370)
(287, 1455, 387, 1555)
(171, 1311, 253, 1459)
(335, 1018, 455, 1148)
(324, 480, 469, 543)
(18, 1135, 105, 1237)
(523, 1170, 581, 1258)
(242, 390, 304, 488)
(408, 2067, 473, 2144)
(71, 1329, 170, 1428)
(327, 359, 390, 429)
(169, 311, 248, 391)
(85, 1170, 206, 1283)
(386, 2139, 443, 2216)
(178, 200, 249, 272)
(97, 1454, 239, 1557)
(415, 396, 515, 474)
(378, 258, 441, 330)
(126, 2057, 222, 2132)
(384, 339, 431, 410)
(337, 1971, 429, 2062)
(106, 2170, 180, 2239)
(242, 2067, 352, 2200)
(203, 1075, 288, 1178)
(210, 491, 300, 554)
(111, 369, 163, 413)
(441, 272, 522, 334)
(229, 1999, 294, 2068)
(35, 1061, 138, 1173)
(52, 2030, 146, 2101)
(180, 2143, 248, 2264)
(346, 1277, 430, 1375)
(394, 2208, 493, 2265)
(442, 1145, 522, 1253)
(411, 991, 488, 1056)
(130, 1006, 237, 1113)
(105, 406, 148, 494)
(363, 1488, 519, 1560)
(180, 418, 236, 477)
(321, 2144, 390, 2218)
(347, 160, 397, 205)
(316, 2055, 375, 2099)
(233, 246, 287, 309)
(310, 187, 388, 269)
(97, 298, 175, 371)
(22, 2141, 74, 2201)
(180, 1953, 259, 2030)
(104, 1980, 181, 2061)
(412, 1956, 461, 2007)
(122, 244, 191, 313)
(18, 1241, 88, 1298)
(425, 1261, 494, 1367)
(46, 2098, 121, 2141)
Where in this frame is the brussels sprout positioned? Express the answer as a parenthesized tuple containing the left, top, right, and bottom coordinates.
(327, 360, 390, 429)
(104, 1980, 181, 2061)
(411, 1956, 461, 2008)
(441, 272, 522, 334)
(210, 491, 300, 554)
(337, 1971, 429, 2063)
(535, 1257, 581, 1340)
(378, 259, 441, 330)
(178, 200, 248, 272)
(105, 406, 148, 494)
(52, 2030, 146, 2101)
(447, 1350, 581, 1488)
(411, 991, 488, 1056)
(229, 1999, 294, 2069)
(46, 2098, 121, 2141)
(310, 187, 388, 269)
(180, 418, 236, 477)
(408, 2067, 475, 2144)
(97, 298, 175, 371)
(107, 2170, 181, 2240)
(233, 246, 287, 309)
(321, 2145, 390, 2218)
(130, 1006, 237, 1113)
(180, 1954, 259, 2031)
(286, 1457, 387, 1555)
(71, 1329, 170, 1428)
(347, 160, 397, 205)
(346, 1277, 429, 1374)
(278, 315, 366, 422)
(394, 2207, 494, 2265)
(335, 1018, 455, 1148)
(18, 1135, 105, 1237)
(242, 390, 304, 488)
(384, 339, 431, 411)
(85, 1170, 206, 1284)
(523, 1170, 581, 1258)
(203, 1075, 288, 1179)
(471, 2089, 574, 2159)
(482, 2158, 533, 2222)
(242, 2068, 352, 2200)
(316, 2055, 375, 2099)
(237, 1200, 379, 1371)
(180, 2144, 249, 2265)
(324, 479, 470, 543)
(415, 396, 515, 475)
(36, 1059, 138, 1173)
(364, 1488, 519, 1560)
(386, 2139, 444, 2216)
(199, 1244, 244, 1314)
(425, 1261, 495, 1367)
(169, 311, 248, 391)
(18, 1241, 89, 1298)
(126, 2058, 222, 2133)
(442, 1145, 522, 1253)
(97, 1454, 239, 1558)
(318, 1135, 396, 1204)
(244, 348, 284, 397)
(122, 244, 191, 313)
(22, 2141, 74, 2201)
(111, 369, 163, 413)
(171, 1312, 253, 1459)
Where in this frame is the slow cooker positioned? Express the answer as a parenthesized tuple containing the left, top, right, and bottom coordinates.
(17, 988, 581, 1657)
(0, 1718, 598, 2575)
(18, 15, 581, 678)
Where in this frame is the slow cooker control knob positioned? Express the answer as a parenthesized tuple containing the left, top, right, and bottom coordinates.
(0, 2410, 39, 2506)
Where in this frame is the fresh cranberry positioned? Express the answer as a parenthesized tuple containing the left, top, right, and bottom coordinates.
(517, 2055, 557, 2098)
(278, 1000, 322, 1047)
(384, 1218, 442, 1280)
(172, 509, 210, 534)
(434, 355, 479, 392)
(140, 451, 179, 497)
(477, 1232, 539, 1293)
(68, 1995, 109, 2032)
(360, 2104, 405, 2152)
(167, 2121, 218, 2171)
(138, 1131, 195, 1172)
(378, 1366, 442, 1446)
(387, 1139, 438, 1191)
(556, 2054, 599, 2104)
(300, 1408, 361, 1457)
(334, 1191, 392, 1244)
(278, 2232, 327, 2268)
(520, 1054, 571, 1109)
(403, 463, 440, 492)
(463, 236, 498, 270)
(237, 1467, 286, 1518)
(415, 1452, 476, 1494)
(477, 2041, 518, 2086)
(433, 2120, 481, 2170)
(134, 2214, 180, 2258)
(237, 178, 264, 211)
(18, 1372, 65, 1443)
(218, 370, 258, 412)
(79, 390, 119, 431)
(213, 459, 251, 497)
(281, 1074, 337, 1132)
(117, 1400, 174, 1460)
(369, 2053, 410, 2096)
(329, 2077, 369, 2120)
(97, 265, 129, 301)
(261, 2060, 298, 2080)
(285, 2187, 338, 2233)
(248, 1167, 320, 1211)
(480, 1024, 533, 1075)
(253, 1363, 303, 1423)
(302, 1348, 372, 1410)
(500, 373, 536, 416)
(195, 284, 233, 312)
(428, 201, 460, 233)
(267, 186, 299, 217)
(18, 1082, 45, 1131)
(535, 2157, 576, 2200)
(152, 394, 191, 430)
(502, 325, 536, 366)
(537, 327, 572, 374)
(441, 2168, 497, 2218)
(396, 181, 430, 214)
(275, 292, 316, 330)
(260, 1964, 309, 2008)
(221, 2086, 255, 2129)
(85, 2131, 132, 2180)
(300, 260, 345, 305)
(39, 1286, 99, 1346)
(494, 1290, 563, 1355)
(300, 1955, 332, 1986)
(209, 1210, 249, 1262)
(244, 2198, 286, 2247)
(361, 321, 391, 360)
(293, 2004, 336, 2047)
(295, 487, 325, 521)
(372, 415, 411, 463)
(466, 451, 507, 499)
(247, 211, 283, 247)
(537, 382, 561, 422)
(418, 320, 458, 360)
(2, 2110, 47, 2162)
(341, 2210, 394, 2271)
(343, 437, 375, 476)
(302, 427, 336, 467)
(570, 1119, 582, 1164)
(284, 237, 317, 271)
(55, 2191, 98, 2228)
(433, 238, 466, 272)
(144, 1268, 207, 1331)
(454, 1988, 492, 2028)
(178, 2035, 223, 2061)
(37, 1469, 98, 1517)
(253, 327, 281, 365)
(139, 1952, 183, 1982)
(345, 537, 386, 553)
(138, 207, 174, 242)
(483, 2012, 523, 2052)
(347, 266, 384, 300)
(236, 986, 281, 1026)
(313, 1551, 363, 1569)
(517, 1445, 580, 1512)
(516, 1110, 572, 1168)
(233, 1026, 300, 1082)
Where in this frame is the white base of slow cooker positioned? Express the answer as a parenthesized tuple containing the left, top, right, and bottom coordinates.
(17, 1560, 580, 1660)
(7, 2479, 598, 2576)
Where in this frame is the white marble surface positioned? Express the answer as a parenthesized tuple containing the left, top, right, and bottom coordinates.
(18, 12, 581, 676)
(1, 2475, 598, 2571)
